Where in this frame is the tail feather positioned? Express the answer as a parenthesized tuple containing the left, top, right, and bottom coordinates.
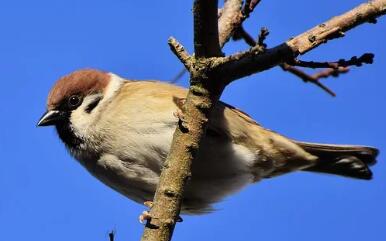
(296, 141, 379, 180)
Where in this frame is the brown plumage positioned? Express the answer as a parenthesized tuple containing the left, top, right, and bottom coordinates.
(38, 69, 379, 214)
(47, 69, 109, 109)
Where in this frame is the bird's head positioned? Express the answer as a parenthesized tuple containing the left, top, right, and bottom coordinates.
(37, 69, 123, 147)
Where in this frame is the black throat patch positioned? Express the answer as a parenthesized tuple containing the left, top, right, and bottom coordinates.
(55, 120, 84, 149)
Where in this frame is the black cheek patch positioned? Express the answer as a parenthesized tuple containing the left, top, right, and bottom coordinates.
(85, 96, 103, 113)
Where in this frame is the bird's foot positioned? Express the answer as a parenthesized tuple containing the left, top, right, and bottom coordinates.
(138, 201, 183, 224)
(173, 109, 184, 119)
(139, 201, 154, 224)
(139, 210, 152, 224)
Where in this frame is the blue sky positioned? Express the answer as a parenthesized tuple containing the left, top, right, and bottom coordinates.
(0, 1, 385, 241)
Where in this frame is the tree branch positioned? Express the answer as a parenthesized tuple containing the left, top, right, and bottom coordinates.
(218, 0, 243, 47)
(221, 0, 386, 82)
(280, 63, 350, 97)
(168, 37, 193, 72)
(171, 0, 261, 82)
(193, 0, 222, 57)
(141, 1, 225, 241)
(287, 1, 385, 55)
(243, 0, 262, 18)
(232, 26, 359, 96)
(290, 53, 374, 68)
(219, 0, 262, 47)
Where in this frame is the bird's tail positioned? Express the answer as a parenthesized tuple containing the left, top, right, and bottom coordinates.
(296, 141, 379, 180)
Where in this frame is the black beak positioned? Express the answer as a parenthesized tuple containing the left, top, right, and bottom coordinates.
(37, 110, 64, 127)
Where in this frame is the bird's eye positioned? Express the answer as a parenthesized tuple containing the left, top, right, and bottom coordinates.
(68, 95, 82, 108)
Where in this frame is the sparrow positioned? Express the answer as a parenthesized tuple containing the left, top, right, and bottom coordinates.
(38, 69, 378, 214)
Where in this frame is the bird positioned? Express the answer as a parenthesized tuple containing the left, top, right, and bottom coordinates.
(38, 69, 378, 215)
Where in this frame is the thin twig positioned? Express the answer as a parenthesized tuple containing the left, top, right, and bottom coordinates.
(168, 37, 193, 72)
(286, 2, 386, 55)
(171, 0, 261, 82)
(231, 26, 343, 96)
(281, 64, 349, 96)
(170, 68, 188, 83)
(257, 27, 269, 49)
(290, 53, 374, 68)
(232, 25, 257, 46)
(242, 0, 262, 17)
(313, 67, 350, 79)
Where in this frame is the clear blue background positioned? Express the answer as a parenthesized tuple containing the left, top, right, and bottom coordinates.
(0, 1, 385, 240)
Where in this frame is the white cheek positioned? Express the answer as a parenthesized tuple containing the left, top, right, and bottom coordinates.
(69, 76, 123, 141)
(69, 95, 100, 137)
(70, 109, 91, 138)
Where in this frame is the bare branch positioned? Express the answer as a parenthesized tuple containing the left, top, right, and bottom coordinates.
(232, 25, 257, 46)
(287, 1, 386, 55)
(170, 0, 262, 82)
(170, 68, 188, 83)
(218, 0, 243, 47)
(234, 27, 374, 97)
(217, 44, 265, 67)
(281, 63, 350, 97)
(194, 0, 222, 57)
(290, 53, 374, 68)
(257, 27, 269, 49)
(242, 0, 262, 17)
(313, 67, 350, 79)
(232, 26, 360, 96)
(232, 26, 337, 96)
(222, 0, 386, 82)
(141, 1, 225, 241)
(168, 37, 193, 72)
(218, 0, 262, 47)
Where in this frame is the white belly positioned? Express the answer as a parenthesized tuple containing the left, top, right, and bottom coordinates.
(72, 124, 258, 213)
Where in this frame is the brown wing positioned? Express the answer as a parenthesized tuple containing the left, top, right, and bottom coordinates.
(173, 96, 318, 178)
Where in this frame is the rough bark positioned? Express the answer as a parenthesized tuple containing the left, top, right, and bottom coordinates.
(193, 0, 222, 57)
(218, 0, 243, 47)
(141, 1, 224, 241)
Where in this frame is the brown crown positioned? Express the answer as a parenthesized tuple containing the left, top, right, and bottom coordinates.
(47, 69, 110, 109)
